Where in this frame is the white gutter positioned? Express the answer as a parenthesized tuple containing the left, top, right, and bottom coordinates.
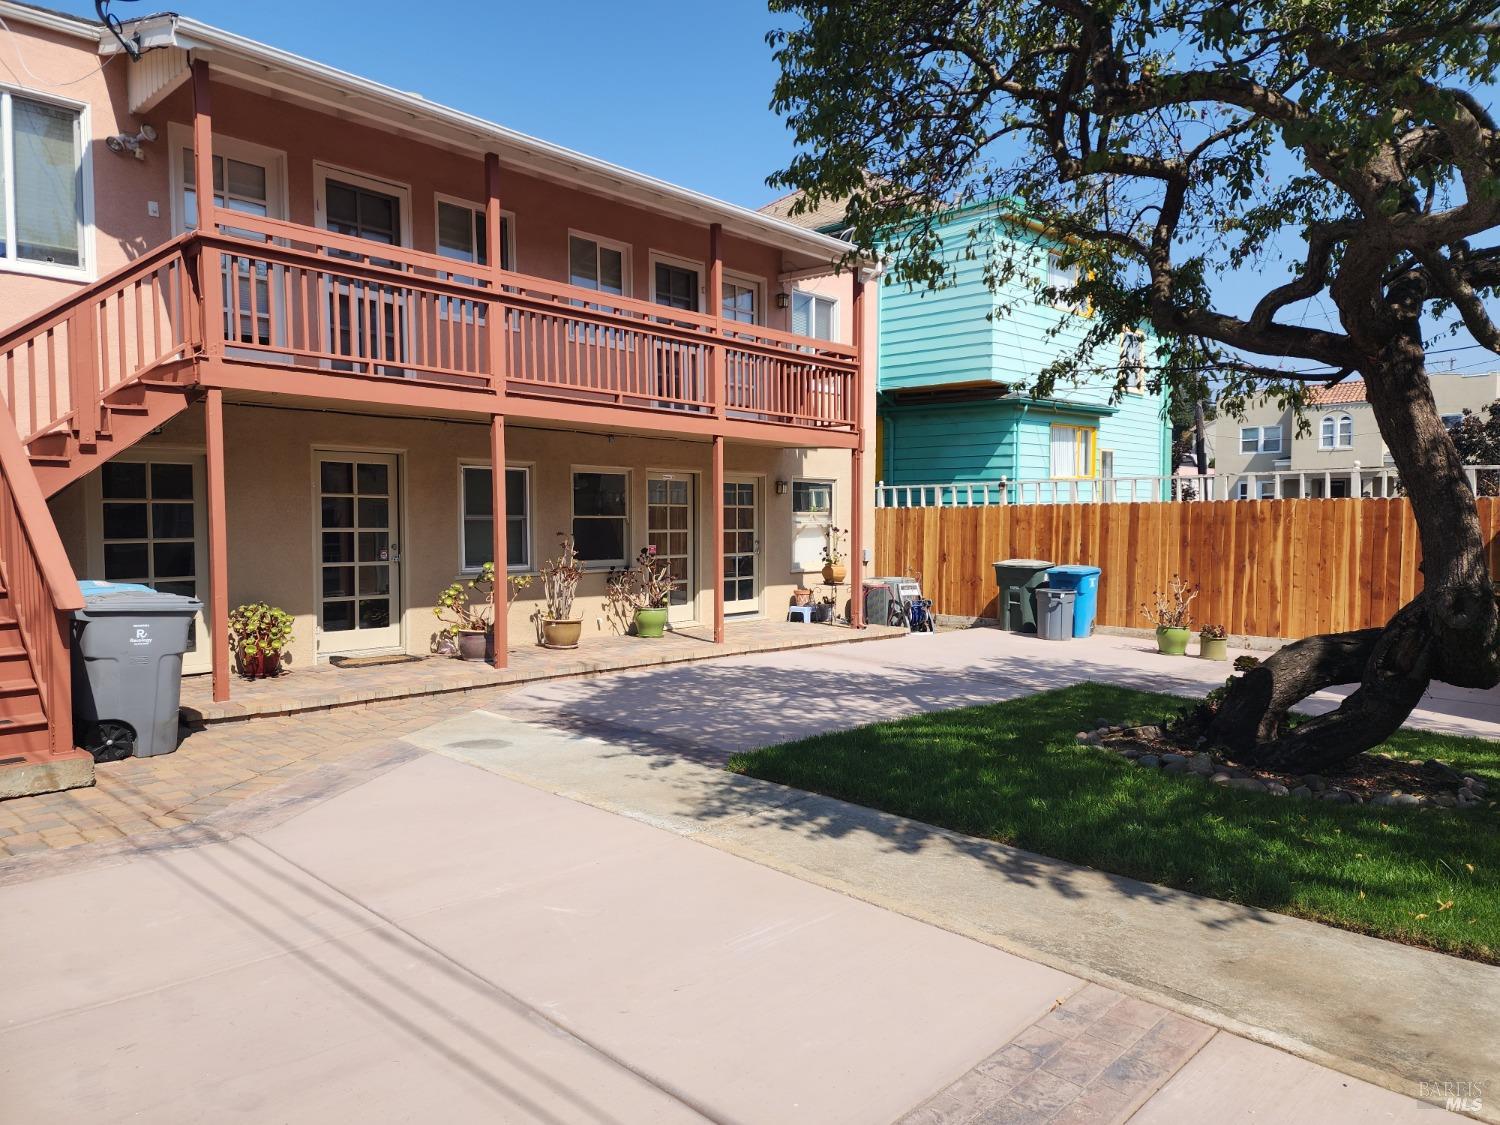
(105, 11, 870, 270)
(0, 1, 103, 41)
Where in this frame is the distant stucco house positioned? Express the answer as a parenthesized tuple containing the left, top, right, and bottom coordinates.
(1212, 373, 1500, 497)
(760, 194, 1173, 503)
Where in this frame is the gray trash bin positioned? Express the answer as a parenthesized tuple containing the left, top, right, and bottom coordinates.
(1034, 587, 1076, 641)
(72, 580, 203, 761)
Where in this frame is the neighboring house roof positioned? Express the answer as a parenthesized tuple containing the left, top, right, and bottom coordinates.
(1308, 380, 1368, 406)
(758, 189, 852, 236)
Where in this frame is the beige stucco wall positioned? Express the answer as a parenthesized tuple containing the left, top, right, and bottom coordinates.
(49, 404, 860, 672)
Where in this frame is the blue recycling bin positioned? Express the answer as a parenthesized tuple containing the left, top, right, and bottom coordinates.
(1045, 565, 1101, 638)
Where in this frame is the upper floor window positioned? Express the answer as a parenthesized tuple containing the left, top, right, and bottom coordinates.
(569, 233, 626, 296)
(1240, 426, 1283, 454)
(723, 277, 760, 325)
(1319, 413, 1353, 450)
(1047, 250, 1085, 314)
(1120, 329, 1146, 393)
(791, 290, 836, 340)
(436, 199, 512, 272)
(653, 259, 700, 311)
(1, 91, 86, 274)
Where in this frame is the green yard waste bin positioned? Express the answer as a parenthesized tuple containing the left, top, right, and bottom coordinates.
(992, 558, 1054, 633)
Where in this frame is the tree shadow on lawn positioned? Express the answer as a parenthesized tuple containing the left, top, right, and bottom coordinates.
(492, 654, 1497, 957)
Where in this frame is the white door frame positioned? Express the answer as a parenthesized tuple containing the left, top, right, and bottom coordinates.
(646, 471, 697, 625)
(722, 473, 763, 617)
(84, 448, 211, 675)
(313, 449, 404, 656)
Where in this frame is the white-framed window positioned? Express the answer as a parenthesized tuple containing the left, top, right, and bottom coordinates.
(649, 252, 703, 313)
(723, 274, 762, 325)
(1, 88, 89, 277)
(1319, 413, 1353, 450)
(1234, 478, 1278, 500)
(459, 464, 530, 573)
(791, 479, 833, 570)
(1120, 329, 1146, 393)
(1050, 424, 1096, 478)
(435, 196, 514, 272)
(568, 232, 628, 296)
(791, 289, 837, 340)
(572, 469, 629, 567)
(1442, 412, 1465, 430)
(1240, 426, 1283, 454)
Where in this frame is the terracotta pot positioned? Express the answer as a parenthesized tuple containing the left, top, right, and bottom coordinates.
(541, 617, 583, 650)
(455, 630, 489, 662)
(1156, 626, 1191, 656)
(634, 607, 669, 638)
(821, 563, 847, 585)
(237, 648, 282, 679)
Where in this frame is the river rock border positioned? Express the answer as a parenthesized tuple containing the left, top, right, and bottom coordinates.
(1077, 724, 1490, 810)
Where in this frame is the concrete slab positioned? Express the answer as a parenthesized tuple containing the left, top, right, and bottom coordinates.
(407, 706, 1500, 1122)
(256, 752, 1078, 1125)
(1135, 1034, 1466, 1124)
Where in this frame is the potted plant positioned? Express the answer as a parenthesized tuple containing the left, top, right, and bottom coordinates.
(820, 526, 848, 585)
(1141, 576, 1197, 655)
(538, 533, 584, 649)
(605, 548, 677, 638)
(434, 562, 532, 661)
(228, 602, 294, 678)
(1198, 623, 1228, 661)
(812, 595, 836, 624)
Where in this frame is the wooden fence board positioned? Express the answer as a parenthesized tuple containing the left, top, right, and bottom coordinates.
(874, 497, 1500, 638)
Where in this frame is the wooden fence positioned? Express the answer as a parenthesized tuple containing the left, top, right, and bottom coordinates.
(875, 498, 1500, 639)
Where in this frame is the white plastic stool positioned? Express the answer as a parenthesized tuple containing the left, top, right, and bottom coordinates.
(786, 605, 814, 623)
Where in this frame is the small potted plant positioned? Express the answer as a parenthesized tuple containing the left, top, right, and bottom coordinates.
(812, 595, 836, 624)
(1141, 576, 1197, 656)
(820, 526, 848, 585)
(606, 548, 677, 638)
(435, 562, 532, 661)
(228, 602, 294, 678)
(538, 533, 584, 649)
(1198, 623, 1228, 661)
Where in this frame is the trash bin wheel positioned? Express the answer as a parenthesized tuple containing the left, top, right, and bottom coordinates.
(83, 720, 136, 763)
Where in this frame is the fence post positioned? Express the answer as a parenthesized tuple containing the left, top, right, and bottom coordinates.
(999, 476, 1009, 505)
(1351, 460, 1361, 499)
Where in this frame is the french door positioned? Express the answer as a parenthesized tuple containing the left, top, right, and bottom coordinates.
(316, 453, 402, 654)
(316, 169, 410, 375)
(722, 476, 760, 616)
(647, 474, 695, 624)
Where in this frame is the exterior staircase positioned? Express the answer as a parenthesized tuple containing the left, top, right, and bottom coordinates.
(0, 235, 202, 798)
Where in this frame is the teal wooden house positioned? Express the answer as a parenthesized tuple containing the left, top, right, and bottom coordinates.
(874, 203, 1172, 503)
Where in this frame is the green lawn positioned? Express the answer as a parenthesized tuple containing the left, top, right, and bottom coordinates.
(727, 684, 1500, 962)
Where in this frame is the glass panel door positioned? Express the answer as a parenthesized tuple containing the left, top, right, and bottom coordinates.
(320, 175, 408, 375)
(97, 457, 210, 674)
(317, 453, 401, 654)
(722, 476, 759, 615)
(647, 474, 694, 624)
(182, 146, 283, 351)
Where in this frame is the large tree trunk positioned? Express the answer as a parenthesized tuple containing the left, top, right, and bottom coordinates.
(1194, 340, 1499, 771)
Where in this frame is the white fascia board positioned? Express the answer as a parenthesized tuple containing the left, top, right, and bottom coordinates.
(108, 13, 869, 271)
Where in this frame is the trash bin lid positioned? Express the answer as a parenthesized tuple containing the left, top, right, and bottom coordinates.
(76, 580, 202, 615)
(1048, 565, 1101, 578)
(995, 558, 1053, 568)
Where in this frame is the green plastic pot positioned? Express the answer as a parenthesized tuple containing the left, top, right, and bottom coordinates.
(1199, 635, 1228, 661)
(1156, 626, 1191, 656)
(635, 607, 669, 638)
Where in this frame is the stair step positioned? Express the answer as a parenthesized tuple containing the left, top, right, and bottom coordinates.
(0, 678, 39, 696)
(0, 643, 29, 661)
(0, 712, 48, 732)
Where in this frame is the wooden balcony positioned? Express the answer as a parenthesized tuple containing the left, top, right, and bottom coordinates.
(0, 212, 862, 464)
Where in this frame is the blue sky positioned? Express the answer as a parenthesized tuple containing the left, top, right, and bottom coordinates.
(64, 0, 799, 210)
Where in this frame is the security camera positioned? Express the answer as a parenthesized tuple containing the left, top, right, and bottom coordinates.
(106, 124, 157, 160)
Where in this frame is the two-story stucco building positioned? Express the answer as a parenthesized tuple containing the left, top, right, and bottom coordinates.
(0, 2, 877, 790)
(1213, 373, 1500, 497)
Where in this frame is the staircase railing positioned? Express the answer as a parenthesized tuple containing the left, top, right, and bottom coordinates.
(0, 234, 197, 446)
(0, 399, 83, 756)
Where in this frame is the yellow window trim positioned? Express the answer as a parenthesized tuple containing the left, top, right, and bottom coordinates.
(1051, 423, 1098, 479)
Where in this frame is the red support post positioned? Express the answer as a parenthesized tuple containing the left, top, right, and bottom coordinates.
(850, 275, 868, 628)
(484, 152, 507, 399)
(490, 414, 509, 669)
(712, 434, 725, 643)
(192, 60, 222, 358)
(204, 388, 231, 702)
(708, 222, 725, 418)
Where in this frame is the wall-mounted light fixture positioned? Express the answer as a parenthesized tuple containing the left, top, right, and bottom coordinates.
(775, 292, 791, 310)
(106, 124, 157, 160)
(775, 480, 789, 495)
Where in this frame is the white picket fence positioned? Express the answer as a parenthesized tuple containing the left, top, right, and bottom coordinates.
(875, 463, 1500, 507)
